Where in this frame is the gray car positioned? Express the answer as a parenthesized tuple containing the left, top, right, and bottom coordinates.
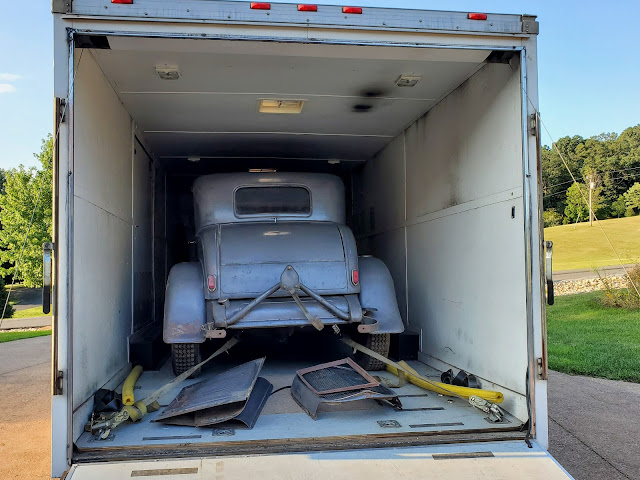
(163, 172, 404, 375)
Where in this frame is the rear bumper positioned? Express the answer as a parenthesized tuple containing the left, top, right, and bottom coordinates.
(211, 295, 362, 329)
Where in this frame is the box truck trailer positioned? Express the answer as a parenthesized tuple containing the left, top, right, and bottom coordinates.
(50, 1, 569, 478)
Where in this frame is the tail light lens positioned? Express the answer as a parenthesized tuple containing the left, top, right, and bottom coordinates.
(468, 13, 488, 20)
(250, 3, 271, 9)
(351, 269, 359, 286)
(343, 7, 363, 14)
(298, 4, 318, 11)
(207, 275, 217, 292)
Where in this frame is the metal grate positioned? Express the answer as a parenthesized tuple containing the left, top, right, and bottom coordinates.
(296, 358, 379, 395)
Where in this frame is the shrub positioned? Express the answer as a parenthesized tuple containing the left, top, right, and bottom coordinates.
(543, 209, 563, 227)
(0, 276, 14, 319)
(598, 264, 640, 309)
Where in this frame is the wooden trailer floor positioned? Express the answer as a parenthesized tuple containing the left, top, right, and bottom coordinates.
(76, 334, 523, 456)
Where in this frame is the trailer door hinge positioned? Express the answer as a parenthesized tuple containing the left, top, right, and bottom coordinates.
(55, 370, 64, 394)
(521, 15, 539, 35)
(52, 0, 72, 14)
(529, 113, 539, 137)
(536, 357, 547, 380)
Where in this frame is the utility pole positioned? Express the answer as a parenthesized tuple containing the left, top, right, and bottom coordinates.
(589, 181, 595, 226)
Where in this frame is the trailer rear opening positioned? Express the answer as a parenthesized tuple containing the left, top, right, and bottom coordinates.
(51, 3, 557, 478)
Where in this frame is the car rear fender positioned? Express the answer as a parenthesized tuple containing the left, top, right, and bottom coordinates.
(163, 262, 206, 344)
(359, 256, 405, 334)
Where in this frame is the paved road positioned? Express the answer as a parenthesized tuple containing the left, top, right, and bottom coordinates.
(8, 287, 42, 312)
(0, 316, 52, 330)
(1, 337, 638, 480)
(0, 336, 52, 480)
(553, 264, 635, 281)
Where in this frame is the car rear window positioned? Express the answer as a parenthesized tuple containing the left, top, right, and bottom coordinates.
(235, 186, 311, 215)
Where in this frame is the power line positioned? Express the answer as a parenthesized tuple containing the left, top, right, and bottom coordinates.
(532, 100, 640, 298)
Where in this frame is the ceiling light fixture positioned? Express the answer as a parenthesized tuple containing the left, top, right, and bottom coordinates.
(259, 99, 306, 114)
(395, 74, 422, 87)
(187, 157, 201, 162)
(155, 65, 181, 80)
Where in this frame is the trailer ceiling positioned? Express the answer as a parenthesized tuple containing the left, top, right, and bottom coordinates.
(89, 37, 491, 162)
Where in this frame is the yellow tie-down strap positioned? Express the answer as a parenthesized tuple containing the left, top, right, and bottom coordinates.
(342, 337, 504, 404)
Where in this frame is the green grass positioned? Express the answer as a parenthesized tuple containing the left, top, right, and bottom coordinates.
(544, 215, 640, 271)
(547, 291, 640, 382)
(10, 306, 50, 319)
(0, 329, 52, 343)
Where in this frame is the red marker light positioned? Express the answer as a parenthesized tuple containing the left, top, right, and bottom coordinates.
(298, 4, 318, 11)
(351, 270, 359, 286)
(250, 2, 271, 9)
(207, 275, 217, 292)
(468, 13, 488, 20)
(342, 6, 363, 14)
(111, 0, 134, 3)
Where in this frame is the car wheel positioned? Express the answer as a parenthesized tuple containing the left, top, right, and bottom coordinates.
(353, 333, 390, 371)
(171, 343, 202, 377)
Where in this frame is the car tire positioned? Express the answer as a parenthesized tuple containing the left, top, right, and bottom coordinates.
(171, 343, 202, 377)
(353, 333, 390, 371)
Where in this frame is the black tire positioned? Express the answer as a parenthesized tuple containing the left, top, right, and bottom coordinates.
(353, 333, 391, 371)
(171, 343, 202, 377)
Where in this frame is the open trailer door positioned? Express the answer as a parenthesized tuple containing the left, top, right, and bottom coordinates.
(65, 441, 572, 479)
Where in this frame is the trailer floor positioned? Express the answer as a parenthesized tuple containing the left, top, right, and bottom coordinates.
(76, 334, 523, 456)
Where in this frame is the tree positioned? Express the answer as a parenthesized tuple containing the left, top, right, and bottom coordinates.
(611, 195, 627, 218)
(543, 209, 563, 227)
(624, 182, 640, 215)
(0, 276, 14, 318)
(564, 182, 606, 224)
(0, 136, 53, 287)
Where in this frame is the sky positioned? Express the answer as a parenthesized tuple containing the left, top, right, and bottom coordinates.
(0, 0, 639, 169)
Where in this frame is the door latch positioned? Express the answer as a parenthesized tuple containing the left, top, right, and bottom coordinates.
(545, 241, 554, 305)
(43, 242, 54, 314)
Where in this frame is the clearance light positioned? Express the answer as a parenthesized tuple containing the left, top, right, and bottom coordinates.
(351, 270, 359, 286)
(298, 4, 318, 11)
(207, 275, 217, 292)
(259, 99, 306, 114)
(343, 6, 363, 14)
(111, 0, 134, 3)
(468, 13, 488, 20)
(250, 2, 271, 9)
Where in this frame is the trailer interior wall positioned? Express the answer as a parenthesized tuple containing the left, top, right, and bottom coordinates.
(63, 34, 537, 449)
(355, 59, 529, 419)
(70, 51, 160, 437)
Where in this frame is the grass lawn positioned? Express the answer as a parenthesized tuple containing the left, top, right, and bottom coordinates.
(0, 329, 51, 343)
(544, 215, 640, 271)
(547, 291, 640, 382)
(10, 306, 50, 319)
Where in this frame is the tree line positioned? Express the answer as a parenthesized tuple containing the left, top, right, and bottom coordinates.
(542, 124, 640, 226)
(0, 135, 53, 299)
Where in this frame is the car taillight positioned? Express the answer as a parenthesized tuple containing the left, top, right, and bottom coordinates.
(111, 0, 133, 3)
(207, 275, 217, 292)
(250, 2, 271, 9)
(468, 13, 488, 20)
(298, 4, 318, 11)
(343, 6, 363, 14)
(351, 269, 359, 286)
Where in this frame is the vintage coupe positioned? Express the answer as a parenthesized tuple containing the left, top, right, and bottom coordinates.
(164, 173, 404, 374)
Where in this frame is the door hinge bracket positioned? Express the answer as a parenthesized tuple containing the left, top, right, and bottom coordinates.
(55, 370, 64, 394)
(52, 0, 72, 14)
(521, 15, 539, 35)
(529, 113, 539, 137)
(536, 357, 546, 380)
